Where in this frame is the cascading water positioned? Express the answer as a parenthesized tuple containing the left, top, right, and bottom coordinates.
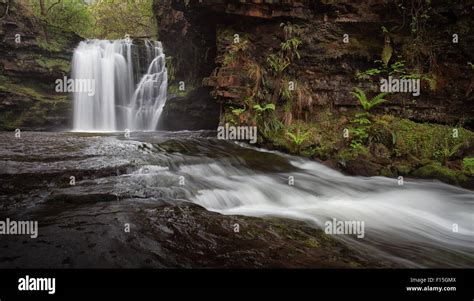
(115, 134, 474, 268)
(72, 39, 167, 132)
(129, 40, 168, 131)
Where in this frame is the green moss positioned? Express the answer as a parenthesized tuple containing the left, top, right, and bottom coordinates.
(36, 35, 62, 52)
(0, 80, 66, 101)
(394, 163, 412, 175)
(336, 149, 356, 166)
(0, 78, 70, 130)
(463, 157, 474, 175)
(412, 163, 462, 186)
(167, 83, 194, 97)
(258, 111, 474, 187)
(7, 84, 46, 101)
(305, 238, 320, 248)
(390, 118, 474, 163)
(36, 57, 70, 73)
(0, 110, 25, 130)
(35, 24, 75, 53)
(380, 166, 395, 177)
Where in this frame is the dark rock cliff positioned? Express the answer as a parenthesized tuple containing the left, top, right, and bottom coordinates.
(0, 0, 80, 130)
(155, 0, 474, 127)
(159, 86, 220, 131)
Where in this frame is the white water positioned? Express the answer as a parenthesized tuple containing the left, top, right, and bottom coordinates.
(184, 156, 474, 267)
(72, 39, 167, 131)
(120, 135, 472, 267)
(106, 131, 473, 267)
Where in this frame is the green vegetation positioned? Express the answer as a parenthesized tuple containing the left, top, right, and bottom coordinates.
(29, 0, 156, 39)
(165, 56, 175, 82)
(253, 103, 275, 114)
(348, 88, 389, 151)
(412, 163, 467, 187)
(0, 79, 69, 130)
(167, 82, 196, 98)
(31, 0, 93, 38)
(280, 37, 302, 60)
(266, 54, 290, 76)
(35, 57, 70, 73)
(351, 88, 388, 112)
(220, 22, 309, 137)
(286, 128, 310, 152)
(389, 119, 472, 162)
(356, 56, 435, 90)
(280, 22, 303, 40)
(356, 25, 438, 91)
(463, 157, 474, 175)
(89, 0, 156, 39)
(256, 108, 474, 187)
(223, 53, 236, 67)
(221, 36, 250, 68)
(231, 106, 246, 116)
(216, 17, 473, 188)
(349, 113, 370, 151)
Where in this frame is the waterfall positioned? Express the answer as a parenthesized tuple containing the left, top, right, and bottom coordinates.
(72, 39, 167, 132)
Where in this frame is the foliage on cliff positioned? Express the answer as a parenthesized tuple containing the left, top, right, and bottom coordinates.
(29, 0, 156, 39)
(187, 1, 474, 188)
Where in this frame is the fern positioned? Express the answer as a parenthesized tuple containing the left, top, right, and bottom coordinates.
(351, 88, 389, 111)
(463, 157, 474, 175)
(281, 37, 302, 60)
(434, 139, 465, 165)
(286, 130, 310, 146)
(230, 106, 246, 116)
(253, 103, 275, 113)
(267, 54, 290, 75)
(262, 118, 284, 136)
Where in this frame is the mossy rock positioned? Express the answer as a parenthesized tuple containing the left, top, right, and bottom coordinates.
(394, 163, 412, 175)
(35, 57, 70, 73)
(380, 166, 395, 177)
(463, 157, 474, 175)
(412, 162, 469, 187)
(0, 110, 26, 130)
(391, 118, 474, 162)
(35, 24, 78, 53)
(0, 79, 70, 130)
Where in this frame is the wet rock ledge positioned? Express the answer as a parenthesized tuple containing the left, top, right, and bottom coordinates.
(0, 198, 394, 268)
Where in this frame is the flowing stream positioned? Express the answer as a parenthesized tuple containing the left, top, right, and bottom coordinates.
(0, 131, 472, 267)
(132, 134, 474, 268)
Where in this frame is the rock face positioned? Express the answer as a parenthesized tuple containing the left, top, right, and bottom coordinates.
(0, 198, 393, 268)
(0, 0, 80, 130)
(154, 0, 216, 85)
(154, 0, 474, 127)
(154, 0, 220, 131)
(159, 87, 220, 131)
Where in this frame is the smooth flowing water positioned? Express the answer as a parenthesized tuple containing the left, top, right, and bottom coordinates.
(1, 132, 471, 268)
(72, 39, 167, 132)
